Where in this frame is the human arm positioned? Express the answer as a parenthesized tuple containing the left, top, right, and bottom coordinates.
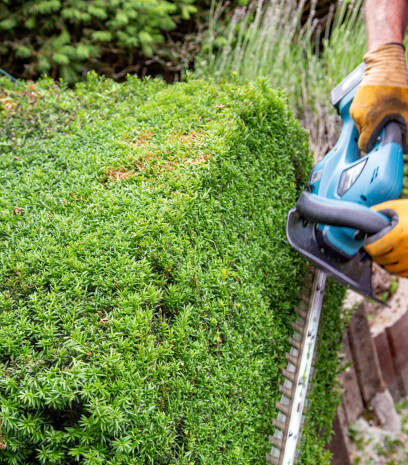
(350, 0, 408, 154)
(356, 1, 408, 276)
(365, 0, 408, 51)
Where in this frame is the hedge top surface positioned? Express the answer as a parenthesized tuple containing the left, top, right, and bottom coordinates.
(0, 75, 341, 465)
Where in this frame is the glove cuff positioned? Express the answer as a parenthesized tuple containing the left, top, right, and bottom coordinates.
(362, 43, 408, 88)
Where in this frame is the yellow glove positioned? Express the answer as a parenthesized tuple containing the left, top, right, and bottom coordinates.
(365, 199, 408, 277)
(350, 43, 408, 153)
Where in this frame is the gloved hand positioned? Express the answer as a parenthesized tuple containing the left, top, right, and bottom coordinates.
(365, 199, 408, 277)
(350, 43, 408, 153)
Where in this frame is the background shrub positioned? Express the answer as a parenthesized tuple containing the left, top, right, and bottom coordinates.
(0, 0, 209, 82)
(0, 0, 343, 84)
(0, 75, 345, 464)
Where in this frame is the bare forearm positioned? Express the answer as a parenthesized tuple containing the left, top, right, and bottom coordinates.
(365, 0, 408, 51)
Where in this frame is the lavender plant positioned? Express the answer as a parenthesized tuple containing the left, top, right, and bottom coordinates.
(196, 0, 366, 158)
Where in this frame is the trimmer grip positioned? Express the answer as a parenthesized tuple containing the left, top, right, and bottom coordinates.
(296, 192, 390, 235)
(383, 121, 403, 146)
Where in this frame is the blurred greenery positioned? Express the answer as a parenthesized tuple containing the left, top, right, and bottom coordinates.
(0, 0, 216, 82)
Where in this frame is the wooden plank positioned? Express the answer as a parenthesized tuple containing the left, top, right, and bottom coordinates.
(340, 332, 364, 424)
(347, 302, 385, 404)
(374, 331, 403, 402)
(386, 311, 408, 397)
(328, 408, 352, 465)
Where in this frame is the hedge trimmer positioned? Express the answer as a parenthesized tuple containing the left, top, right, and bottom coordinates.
(267, 64, 404, 465)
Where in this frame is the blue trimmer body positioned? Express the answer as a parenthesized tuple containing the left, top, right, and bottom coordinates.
(286, 64, 404, 301)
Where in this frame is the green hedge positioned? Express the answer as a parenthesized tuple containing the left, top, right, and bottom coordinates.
(0, 75, 344, 464)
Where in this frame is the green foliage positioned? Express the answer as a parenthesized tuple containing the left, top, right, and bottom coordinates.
(0, 75, 342, 463)
(0, 0, 200, 82)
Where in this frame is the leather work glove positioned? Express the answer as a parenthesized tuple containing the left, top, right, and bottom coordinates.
(365, 199, 408, 277)
(350, 43, 408, 153)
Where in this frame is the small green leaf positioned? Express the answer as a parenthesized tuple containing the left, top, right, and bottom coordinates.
(16, 45, 31, 58)
(141, 43, 153, 56)
(0, 17, 17, 30)
(75, 44, 91, 60)
(37, 57, 51, 72)
(52, 52, 69, 65)
(139, 31, 153, 45)
(36, 0, 61, 14)
(114, 11, 129, 26)
(60, 65, 78, 82)
(88, 6, 107, 19)
(181, 4, 197, 20)
(91, 31, 112, 42)
(24, 17, 36, 29)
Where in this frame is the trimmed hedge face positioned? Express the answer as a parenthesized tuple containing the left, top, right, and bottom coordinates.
(0, 75, 344, 464)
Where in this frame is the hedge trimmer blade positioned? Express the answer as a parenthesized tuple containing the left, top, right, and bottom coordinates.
(267, 269, 326, 465)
